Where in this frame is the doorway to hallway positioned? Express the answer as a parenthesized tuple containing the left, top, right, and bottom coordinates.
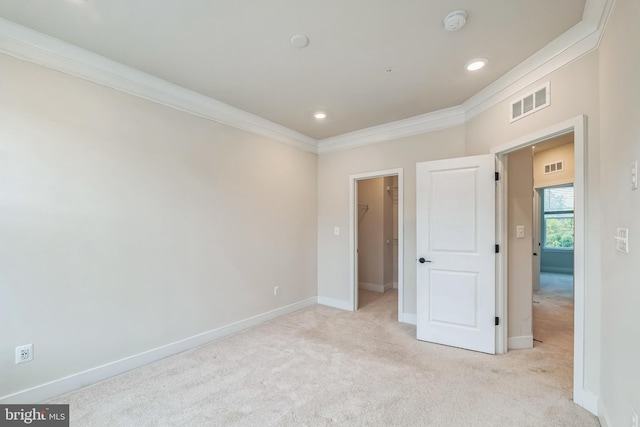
(492, 115, 590, 411)
(533, 272, 575, 371)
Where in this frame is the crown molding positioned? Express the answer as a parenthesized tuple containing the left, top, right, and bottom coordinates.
(461, 21, 600, 121)
(0, 18, 318, 154)
(0, 0, 612, 155)
(318, 0, 612, 153)
(317, 107, 466, 153)
(582, 0, 615, 30)
(462, 0, 614, 121)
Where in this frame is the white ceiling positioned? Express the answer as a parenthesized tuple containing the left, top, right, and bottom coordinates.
(0, 0, 589, 140)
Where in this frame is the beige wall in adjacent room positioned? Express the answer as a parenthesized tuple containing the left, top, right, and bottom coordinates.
(0, 53, 318, 398)
(507, 148, 533, 345)
(356, 176, 396, 293)
(465, 51, 602, 396)
(317, 126, 466, 315)
(357, 178, 384, 289)
(534, 139, 575, 275)
(389, 175, 399, 287)
(597, 0, 640, 424)
(383, 176, 395, 288)
(533, 140, 575, 189)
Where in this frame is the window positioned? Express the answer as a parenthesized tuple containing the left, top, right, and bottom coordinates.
(543, 186, 574, 250)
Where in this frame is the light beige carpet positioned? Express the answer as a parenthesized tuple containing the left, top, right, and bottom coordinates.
(51, 285, 599, 426)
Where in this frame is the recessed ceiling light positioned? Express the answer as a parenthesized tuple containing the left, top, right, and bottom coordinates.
(314, 112, 327, 119)
(466, 58, 488, 71)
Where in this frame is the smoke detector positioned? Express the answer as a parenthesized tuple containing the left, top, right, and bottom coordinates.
(443, 10, 467, 31)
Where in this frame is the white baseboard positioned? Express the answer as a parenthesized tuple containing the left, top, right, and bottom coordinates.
(400, 313, 416, 325)
(574, 388, 599, 416)
(393, 281, 398, 289)
(317, 296, 352, 311)
(508, 335, 533, 350)
(597, 397, 611, 426)
(0, 297, 317, 404)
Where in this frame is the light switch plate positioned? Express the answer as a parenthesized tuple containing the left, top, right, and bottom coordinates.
(334, 227, 340, 236)
(632, 160, 638, 190)
(615, 228, 629, 253)
(516, 225, 525, 239)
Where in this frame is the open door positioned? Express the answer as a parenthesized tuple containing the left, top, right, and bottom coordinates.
(416, 154, 496, 354)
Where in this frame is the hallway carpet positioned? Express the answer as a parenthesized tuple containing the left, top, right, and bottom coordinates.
(51, 287, 598, 426)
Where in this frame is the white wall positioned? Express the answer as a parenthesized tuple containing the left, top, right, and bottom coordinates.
(465, 51, 602, 397)
(0, 53, 318, 400)
(597, 0, 640, 424)
(317, 127, 466, 316)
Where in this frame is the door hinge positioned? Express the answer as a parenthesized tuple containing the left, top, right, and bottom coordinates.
(495, 172, 500, 181)
(495, 317, 500, 326)
(495, 244, 500, 253)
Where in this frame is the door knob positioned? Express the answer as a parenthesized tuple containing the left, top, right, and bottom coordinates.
(418, 257, 431, 263)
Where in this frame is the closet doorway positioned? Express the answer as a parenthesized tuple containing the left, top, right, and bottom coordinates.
(349, 169, 404, 320)
(357, 175, 398, 309)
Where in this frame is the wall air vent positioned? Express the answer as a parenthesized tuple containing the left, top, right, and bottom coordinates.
(510, 82, 550, 122)
(543, 160, 564, 174)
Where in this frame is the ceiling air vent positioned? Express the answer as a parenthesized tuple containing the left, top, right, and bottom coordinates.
(510, 82, 550, 122)
(544, 160, 564, 174)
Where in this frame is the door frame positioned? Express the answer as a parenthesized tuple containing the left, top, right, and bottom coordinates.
(491, 115, 591, 411)
(532, 188, 541, 291)
(349, 168, 404, 320)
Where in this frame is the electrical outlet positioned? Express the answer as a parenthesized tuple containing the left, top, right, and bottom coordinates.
(632, 407, 638, 427)
(273, 286, 280, 296)
(15, 344, 33, 364)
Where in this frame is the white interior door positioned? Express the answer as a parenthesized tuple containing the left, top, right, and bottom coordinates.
(416, 155, 496, 354)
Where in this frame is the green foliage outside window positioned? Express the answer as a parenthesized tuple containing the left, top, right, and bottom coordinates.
(545, 215, 574, 248)
(543, 186, 574, 250)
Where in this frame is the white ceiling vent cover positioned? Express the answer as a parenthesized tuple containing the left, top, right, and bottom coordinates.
(510, 82, 550, 122)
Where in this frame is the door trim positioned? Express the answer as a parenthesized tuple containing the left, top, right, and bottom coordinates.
(349, 168, 404, 320)
(491, 115, 591, 412)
